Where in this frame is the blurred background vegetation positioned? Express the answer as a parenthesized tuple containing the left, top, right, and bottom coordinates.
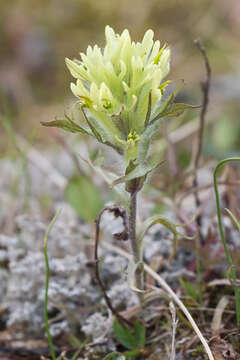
(0, 0, 240, 157)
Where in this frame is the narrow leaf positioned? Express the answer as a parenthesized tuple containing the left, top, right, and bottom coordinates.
(43, 210, 62, 360)
(127, 260, 146, 294)
(144, 91, 152, 127)
(225, 208, 240, 232)
(137, 120, 160, 163)
(41, 119, 90, 135)
(112, 155, 165, 187)
(157, 103, 200, 118)
(81, 107, 103, 142)
(179, 278, 198, 301)
(150, 81, 185, 123)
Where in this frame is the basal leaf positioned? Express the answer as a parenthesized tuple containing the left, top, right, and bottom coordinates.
(78, 155, 129, 208)
(113, 318, 137, 350)
(133, 320, 146, 347)
(64, 175, 103, 222)
(103, 352, 126, 360)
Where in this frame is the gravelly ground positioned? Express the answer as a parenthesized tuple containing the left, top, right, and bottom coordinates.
(0, 146, 239, 359)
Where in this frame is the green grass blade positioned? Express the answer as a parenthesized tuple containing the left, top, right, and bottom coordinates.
(225, 208, 240, 232)
(43, 209, 62, 360)
(213, 157, 240, 326)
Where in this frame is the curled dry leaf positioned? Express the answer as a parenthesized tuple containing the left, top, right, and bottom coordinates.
(209, 336, 237, 360)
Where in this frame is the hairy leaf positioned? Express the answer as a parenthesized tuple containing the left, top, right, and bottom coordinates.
(158, 103, 200, 118)
(150, 81, 185, 123)
(81, 107, 103, 142)
(41, 119, 90, 135)
(112, 154, 164, 187)
(137, 120, 160, 163)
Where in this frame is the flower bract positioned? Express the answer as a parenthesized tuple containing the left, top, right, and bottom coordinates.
(65, 26, 170, 157)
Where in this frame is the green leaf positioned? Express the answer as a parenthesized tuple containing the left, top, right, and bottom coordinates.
(154, 42, 168, 64)
(78, 155, 129, 209)
(137, 120, 160, 163)
(41, 119, 90, 135)
(133, 320, 146, 347)
(112, 154, 165, 187)
(82, 107, 123, 153)
(179, 277, 198, 301)
(158, 103, 200, 118)
(134, 80, 153, 132)
(144, 91, 152, 127)
(113, 318, 138, 350)
(81, 107, 103, 142)
(225, 208, 240, 232)
(103, 353, 126, 360)
(123, 349, 141, 358)
(150, 81, 185, 123)
(64, 175, 103, 222)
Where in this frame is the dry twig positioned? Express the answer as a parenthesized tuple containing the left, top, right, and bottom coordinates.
(169, 301, 178, 360)
(94, 205, 131, 327)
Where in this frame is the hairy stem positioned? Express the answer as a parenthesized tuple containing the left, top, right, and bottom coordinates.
(129, 191, 144, 299)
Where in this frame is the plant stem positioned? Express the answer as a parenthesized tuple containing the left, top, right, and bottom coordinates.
(195, 237, 203, 306)
(213, 157, 240, 327)
(129, 191, 144, 299)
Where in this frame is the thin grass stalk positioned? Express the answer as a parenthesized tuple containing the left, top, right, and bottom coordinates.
(43, 210, 62, 360)
(213, 157, 240, 326)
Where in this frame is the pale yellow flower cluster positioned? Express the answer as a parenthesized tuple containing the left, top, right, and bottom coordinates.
(66, 26, 170, 156)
